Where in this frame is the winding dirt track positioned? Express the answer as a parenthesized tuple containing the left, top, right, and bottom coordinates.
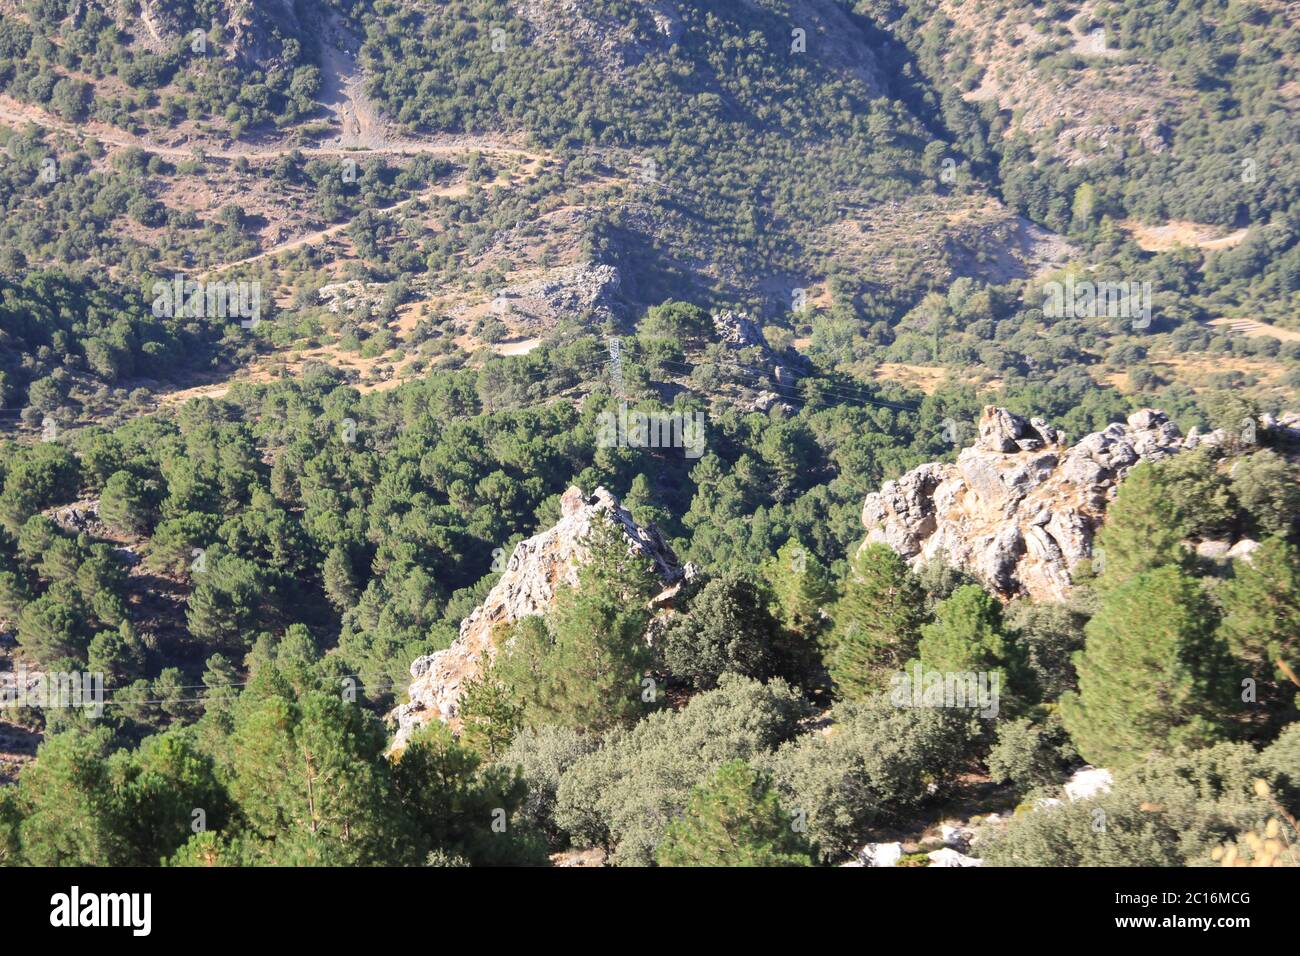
(0, 60, 553, 406)
(0, 94, 539, 164)
(0, 91, 546, 277)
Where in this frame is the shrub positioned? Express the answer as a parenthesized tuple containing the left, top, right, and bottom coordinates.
(759, 695, 974, 862)
(985, 713, 1076, 795)
(501, 725, 600, 851)
(1231, 450, 1300, 537)
(1005, 601, 1087, 701)
(553, 676, 812, 866)
(985, 743, 1277, 866)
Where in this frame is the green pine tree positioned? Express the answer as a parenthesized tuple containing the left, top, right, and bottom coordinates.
(657, 759, 815, 867)
(98, 470, 153, 536)
(458, 670, 523, 760)
(763, 538, 834, 643)
(622, 473, 671, 530)
(1094, 463, 1188, 587)
(1218, 536, 1300, 699)
(916, 584, 1011, 675)
(829, 543, 926, 699)
(520, 520, 658, 733)
(322, 545, 360, 611)
(1061, 566, 1231, 767)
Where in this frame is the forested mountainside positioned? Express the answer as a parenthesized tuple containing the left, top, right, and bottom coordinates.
(0, 0, 1297, 869)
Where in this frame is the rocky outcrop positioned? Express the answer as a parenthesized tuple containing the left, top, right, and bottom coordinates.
(46, 500, 102, 535)
(388, 486, 685, 750)
(488, 264, 622, 331)
(861, 406, 1198, 601)
(712, 310, 765, 349)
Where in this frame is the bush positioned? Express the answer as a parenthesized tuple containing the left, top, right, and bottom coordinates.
(985, 714, 1076, 795)
(759, 695, 974, 862)
(553, 676, 812, 865)
(501, 725, 600, 851)
(658, 573, 789, 689)
(1005, 601, 1087, 701)
(985, 743, 1277, 866)
(1262, 724, 1300, 804)
(1231, 450, 1300, 537)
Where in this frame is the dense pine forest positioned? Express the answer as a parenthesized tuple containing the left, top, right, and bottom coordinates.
(0, 0, 1296, 872)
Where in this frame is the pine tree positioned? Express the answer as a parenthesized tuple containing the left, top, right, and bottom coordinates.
(1061, 566, 1231, 767)
(393, 722, 547, 866)
(829, 543, 926, 699)
(1094, 463, 1188, 587)
(186, 551, 264, 652)
(530, 520, 658, 732)
(656, 759, 815, 867)
(322, 545, 360, 611)
(228, 690, 410, 865)
(916, 584, 1011, 674)
(201, 653, 241, 717)
(86, 622, 144, 685)
(763, 538, 834, 643)
(458, 670, 523, 760)
(0, 787, 20, 866)
(1218, 536, 1300, 698)
(622, 473, 670, 530)
(98, 470, 153, 536)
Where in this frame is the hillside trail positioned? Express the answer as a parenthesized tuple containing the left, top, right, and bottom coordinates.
(0, 24, 547, 279)
(0, 32, 555, 406)
(0, 92, 541, 163)
(198, 154, 543, 278)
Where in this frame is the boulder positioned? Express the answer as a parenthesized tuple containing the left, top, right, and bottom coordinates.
(1227, 538, 1261, 563)
(845, 842, 903, 867)
(927, 848, 983, 867)
(1064, 766, 1113, 802)
(1196, 539, 1232, 560)
(941, 825, 976, 851)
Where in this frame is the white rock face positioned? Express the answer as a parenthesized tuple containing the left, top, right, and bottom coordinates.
(387, 486, 684, 750)
(712, 310, 765, 349)
(849, 842, 903, 867)
(861, 406, 1193, 600)
(1064, 766, 1113, 802)
(928, 847, 983, 867)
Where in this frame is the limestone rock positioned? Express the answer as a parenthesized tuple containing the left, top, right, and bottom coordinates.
(388, 486, 684, 750)
(860, 406, 1192, 600)
(1064, 766, 1113, 802)
(317, 280, 388, 317)
(941, 824, 976, 851)
(845, 842, 903, 867)
(712, 310, 765, 349)
(489, 263, 621, 331)
(1196, 539, 1232, 560)
(1226, 538, 1262, 563)
(927, 847, 983, 867)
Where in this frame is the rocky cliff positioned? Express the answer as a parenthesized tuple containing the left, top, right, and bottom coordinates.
(861, 405, 1222, 601)
(388, 486, 685, 749)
